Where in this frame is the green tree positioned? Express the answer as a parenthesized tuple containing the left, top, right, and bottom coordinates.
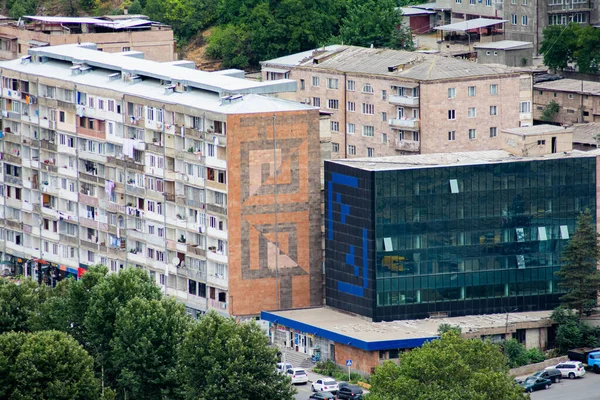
(339, 0, 400, 48)
(539, 23, 581, 71)
(437, 323, 461, 335)
(84, 268, 161, 389)
(0, 330, 99, 400)
(389, 23, 415, 50)
(110, 297, 190, 399)
(502, 339, 529, 368)
(0, 278, 47, 334)
(541, 100, 559, 122)
(551, 307, 600, 354)
(206, 24, 251, 68)
(574, 25, 600, 74)
(127, 0, 143, 14)
(369, 332, 523, 400)
(178, 311, 295, 400)
(556, 209, 600, 319)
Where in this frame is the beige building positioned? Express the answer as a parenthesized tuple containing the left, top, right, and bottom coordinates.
(0, 16, 175, 62)
(501, 124, 573, 156)
(0, 43, 325, 318)
(261, 45, 533, 158)
(534, 78, 600, 125)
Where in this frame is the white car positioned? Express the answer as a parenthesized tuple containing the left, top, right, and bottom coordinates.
(286, 367, 309, 384)
(312, 378, 339, 393)
(277, 362, 293, 374)
(546, 361, 586, 379)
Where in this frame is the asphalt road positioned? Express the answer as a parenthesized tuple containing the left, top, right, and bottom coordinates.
(293, 371, 600, 400)
(531, 371, 600, 400)
(293, 382, 315, 400)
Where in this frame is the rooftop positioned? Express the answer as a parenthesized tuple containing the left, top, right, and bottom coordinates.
(434, 18, 508, 33)
(261, 308, 553, 351)
(502, 124, 570, 136)
(571, 123, 600, 145)
(534, 78, 600, 95)
(25, 43, 296, 95)
(328, 148, 600, 172)
(474, 40, 533, 50)
(262, 45, 515, 81)
(0, 45, 313, 114)
(399, 7, 436, 15)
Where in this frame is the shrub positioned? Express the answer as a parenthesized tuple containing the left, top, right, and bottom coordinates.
(526, 348, 546, 364)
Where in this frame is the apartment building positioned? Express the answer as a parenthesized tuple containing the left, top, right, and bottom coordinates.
(430, 0, 598, 54)
(262, 45, 532, 159)
(0, 16, 175, 62)
(0, 43, 323, 318)
(534, 78, 600, 125)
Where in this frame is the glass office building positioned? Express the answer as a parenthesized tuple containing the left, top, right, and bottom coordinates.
(325, 152, 597, 322)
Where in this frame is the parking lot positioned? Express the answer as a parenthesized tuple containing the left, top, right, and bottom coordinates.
(531, 371, 600, 400)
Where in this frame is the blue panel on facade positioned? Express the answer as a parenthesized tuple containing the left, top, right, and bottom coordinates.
(338, 281, 364, 297)
(331, 172, 359, 188)
(345, 246, 355, 266)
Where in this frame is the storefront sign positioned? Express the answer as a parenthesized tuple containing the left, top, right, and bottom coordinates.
(277, 325, 287, 332)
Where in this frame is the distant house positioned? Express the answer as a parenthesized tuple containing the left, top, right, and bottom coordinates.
(0, 15, 176, 62)
(474, 40, 533, 67)
(399, 6, 436, 34)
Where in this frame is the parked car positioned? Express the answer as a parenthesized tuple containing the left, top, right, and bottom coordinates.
(336, 384, 364, 399)
(286, 367, 308, 384)
(547, 361, 586, 379)
(276, 362, 292, 373)
(312, 379, 339, 394)
(568, 348, 600, 373)
(531, 368, 562, 383)
(518, 377, 551, 393)
(309, 392, 336, 400)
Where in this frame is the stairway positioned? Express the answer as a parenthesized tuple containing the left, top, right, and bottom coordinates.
(280, 349, 313, 369)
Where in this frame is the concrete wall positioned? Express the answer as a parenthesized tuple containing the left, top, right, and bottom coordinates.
(0, 26, 175, 62)
(419, 75, 521, 154)
(509, 356, 568, 377)
(534, 89, 600, 125)
(227, 110, 323, 316)
(477, 48, 533, 67)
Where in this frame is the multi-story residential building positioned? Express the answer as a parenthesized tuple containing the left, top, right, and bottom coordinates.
(534, 78, 600, 125)
(414, 0, 598, 54)
(0, 43, 323, 318)
(0, 15, 176, 62)
(262, 45, 532, 159)
(262, 125, 595, 373)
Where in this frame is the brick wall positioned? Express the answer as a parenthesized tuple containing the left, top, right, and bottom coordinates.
(227, 110, 323, 316)
(334, 343, 380, 375)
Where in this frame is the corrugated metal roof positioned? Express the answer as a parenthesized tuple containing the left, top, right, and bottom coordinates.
(434, 18, 508, 32)
(571, 123, 600, 145)
(534, 78, 600, 95)
(399, 7, 436, 15)
(263, 45, 515, 80)
(474, 40, 533, 50)
(260, 45, 344, 67)
(24, 16, 106, 24)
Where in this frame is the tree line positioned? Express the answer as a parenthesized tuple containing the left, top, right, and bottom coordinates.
(0, 266, 294, 400)
(7, 0, 417, 69)
(540, 23, 600, 74)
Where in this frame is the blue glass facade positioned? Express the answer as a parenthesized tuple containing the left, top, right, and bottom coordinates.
(325, 156, 597, 322)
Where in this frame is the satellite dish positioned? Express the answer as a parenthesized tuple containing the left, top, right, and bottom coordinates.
(171, 258, 180, 266)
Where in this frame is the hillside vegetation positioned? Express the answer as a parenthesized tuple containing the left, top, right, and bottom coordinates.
(6, 0, 425, 69)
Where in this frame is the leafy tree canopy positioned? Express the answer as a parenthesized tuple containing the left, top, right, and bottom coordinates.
(0, 278, 48, 334)
(0, 330, 99, 400)
(369, 332, 523, 400)
(178, 311, 296, 400)
(556, 209, 600, 319)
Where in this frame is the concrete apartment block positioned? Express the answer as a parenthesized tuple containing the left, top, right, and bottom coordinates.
(0, 43, 322, 318)
(262, 45, 531, 158)
(0, 16, 176, 62)
(534, 79, 600, 125)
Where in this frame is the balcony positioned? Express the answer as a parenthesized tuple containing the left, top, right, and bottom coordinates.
(205, 179, 227, 192)
(187, 245, 206, 257)
(41, 206, 59, 219)
(127, 251, 146, 265)
(389, 95, 419, 107)
(2, 153, 21, 164)
(40, 161, 58, 173)
(207, 226, 228, 241)
(395, 139, 420, 152)
(5, 175, 22, 186)
(3, 133, 22, 144)
(208, 299, 228, 314)
(125, 184, 146, 196)
(80, 172, 105, 185)
(207, 249, 228, 264)
(40, 139, 57, 152)
(41, 184, 60, 196)
(79, 192, 100, 207)
(185, 198, 205, 209)
(209, 133, 227, 147)
(207, 273, 228, 289)
(58, 166, 77, 178)
(184, 127, 204, 140)
(389, 118, 419, 130)
(60, 234, 78, 246)
(206, 203, 227, 216)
